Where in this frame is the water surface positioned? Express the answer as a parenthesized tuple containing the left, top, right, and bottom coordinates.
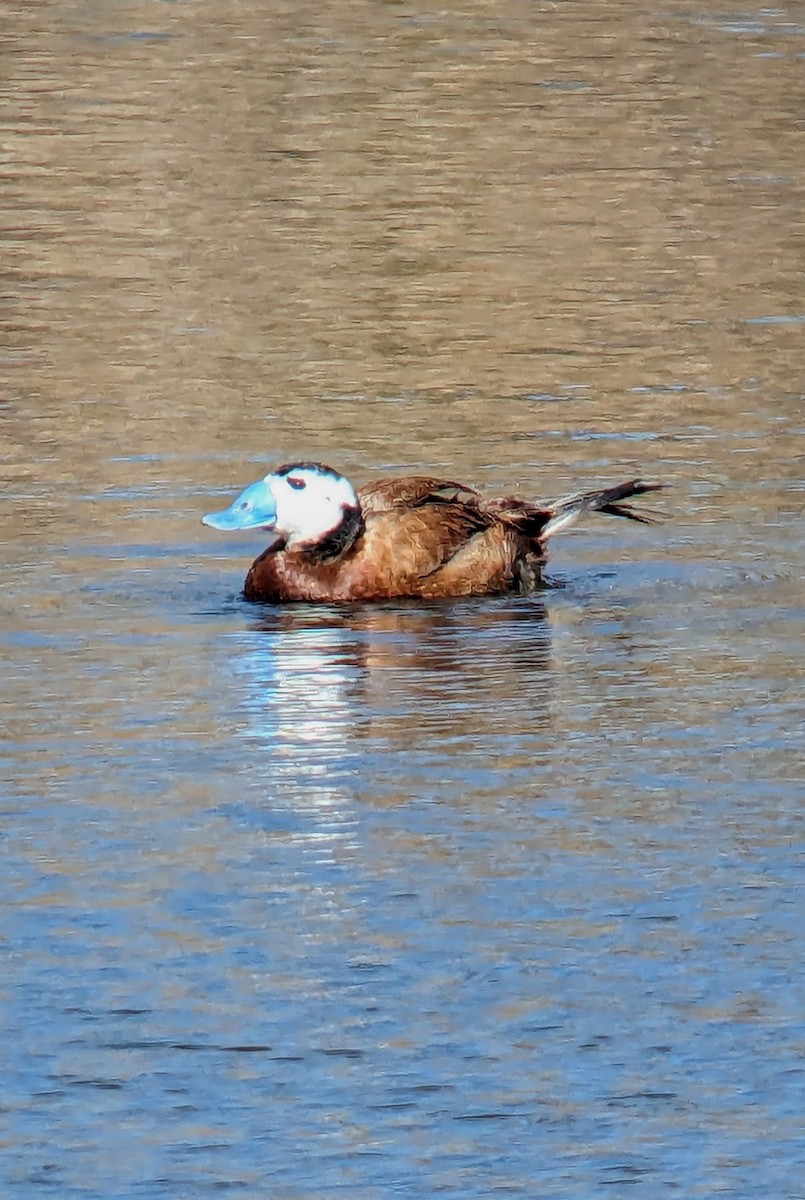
(2, 1, 804, 1197)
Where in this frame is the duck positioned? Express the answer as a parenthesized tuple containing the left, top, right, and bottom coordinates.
(202, 462, 663, 603)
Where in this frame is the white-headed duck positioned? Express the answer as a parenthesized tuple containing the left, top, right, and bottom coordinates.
(202, 462, 663, 602)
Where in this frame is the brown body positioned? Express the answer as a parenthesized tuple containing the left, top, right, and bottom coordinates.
(242, 474, 661, 604)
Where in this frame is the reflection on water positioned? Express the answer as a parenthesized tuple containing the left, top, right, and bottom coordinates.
(248, 600, 551, 731)
(229, 600, 552, 807)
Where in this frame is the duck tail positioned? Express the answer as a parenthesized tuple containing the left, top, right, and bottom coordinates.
(540, 480, 665, 541)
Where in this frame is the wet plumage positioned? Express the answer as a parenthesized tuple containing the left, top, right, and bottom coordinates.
(202, 462, 663, 603)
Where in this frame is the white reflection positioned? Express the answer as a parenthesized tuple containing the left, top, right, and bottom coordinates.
(227, 619, 364, 864)
(250, 626, 357, 752)
(225, 602, 553, 857)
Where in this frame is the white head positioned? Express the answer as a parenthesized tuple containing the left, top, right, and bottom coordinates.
(202, 462, 360, 549)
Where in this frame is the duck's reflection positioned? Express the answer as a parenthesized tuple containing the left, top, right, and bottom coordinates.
(229, 600, 553, 818)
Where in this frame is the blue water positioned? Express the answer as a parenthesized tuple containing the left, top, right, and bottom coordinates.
(3, 516, 803, 1197)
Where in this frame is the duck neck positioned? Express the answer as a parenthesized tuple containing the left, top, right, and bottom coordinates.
(300, 503, 365, 562)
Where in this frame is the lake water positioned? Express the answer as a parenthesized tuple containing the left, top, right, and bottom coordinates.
(2, 2, 804, 1197)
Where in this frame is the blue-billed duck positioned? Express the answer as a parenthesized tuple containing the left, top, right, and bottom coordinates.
(202, 462, 663, 603)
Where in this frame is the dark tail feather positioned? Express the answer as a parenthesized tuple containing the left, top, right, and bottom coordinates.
(541, 480, 665, 540)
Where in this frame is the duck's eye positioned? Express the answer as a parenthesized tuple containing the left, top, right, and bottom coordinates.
(287, 476, 306, 491)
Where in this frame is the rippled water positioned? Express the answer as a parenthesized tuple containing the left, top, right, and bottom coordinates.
(2, 1, 804, 1197)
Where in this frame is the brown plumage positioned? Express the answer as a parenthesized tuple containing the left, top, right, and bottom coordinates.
(202, 463, 663, 603)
